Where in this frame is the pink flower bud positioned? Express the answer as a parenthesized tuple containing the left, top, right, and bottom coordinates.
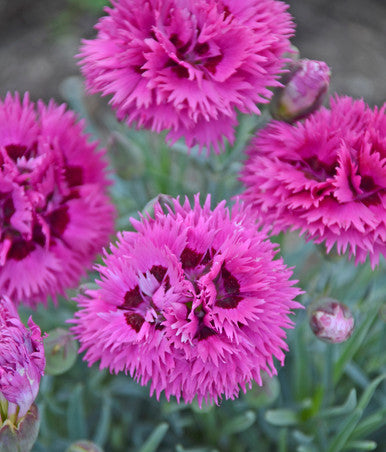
(66, 440, 103, 452)
(309, 298, 354, 343)
(0, 297, 45, 426)
(271, 59, 331, 122)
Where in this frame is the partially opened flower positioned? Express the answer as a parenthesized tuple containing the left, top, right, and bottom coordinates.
(241, 96, 386, 267)
(71, 195, 301, 405)
(270, 59, 331, 122)
(0, 296, 45, 425)
(79, 0, 294, 154)
(0, 93, 115, 307)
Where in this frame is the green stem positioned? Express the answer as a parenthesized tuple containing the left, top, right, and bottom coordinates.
(278, 428, 288, 452)
(323, 343, 334, 408)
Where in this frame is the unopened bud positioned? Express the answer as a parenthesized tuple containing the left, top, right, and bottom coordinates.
(281, 44, 300, 62)
(309, 298, 354, 343)
(0, 404, 40, 452)
(271, 59, 331, 123)
(244, 375, 280, 408)
(143, 194, 175, 217)
(66, 440, 104, 452)
(0, 296, 45, 430)
(44, 328, 78, 376)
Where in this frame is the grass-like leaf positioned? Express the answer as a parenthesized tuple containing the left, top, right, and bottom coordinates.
(265, 409, 298, 427)
(333, 305, 379, 385)
(66, 384, 87, 441)
(327, 374, 386, 452)
(138, 423, 169, 452)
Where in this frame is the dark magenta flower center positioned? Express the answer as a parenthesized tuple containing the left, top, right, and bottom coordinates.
(118, 265, 170, 332)
(297, 153, 384, 206)
(165, 33, 223, 79)
(301, 156, 338, 181)
(119, 247, 243, 338)
(180, 246, 243, 341)
(213, 264, 242, 309)
(180, 246, 242, 309)
(0, 143, 84, 262)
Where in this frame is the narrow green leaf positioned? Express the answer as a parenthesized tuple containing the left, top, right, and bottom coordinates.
(278, 428, 287, 452)
(319, 389, 357, 418)
(326, 409, 363, 452)
(175, 446, 218, 452)
(293, 322, 312, 401)
(93, 395, 111, 447)
(292, 430, 314, 445)
(344, 362, 369, 389)
(138, 423, 169, 452)
(351, 406, 386, 439)
(327, 374, 386, 452)
(190, 400, 214, 414)
(333, 307, 379, 384)
(67, 384, 87, 441)
(343, 440, 377, 450)
(108, 379, 148, 398)
(222, 410, 256, 434)
(356, 374, 386, 411)
(296, 446, 315, 452)
(265, 409, 298, 426)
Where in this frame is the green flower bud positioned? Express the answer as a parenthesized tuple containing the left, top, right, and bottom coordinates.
(44, 328, 78, 376)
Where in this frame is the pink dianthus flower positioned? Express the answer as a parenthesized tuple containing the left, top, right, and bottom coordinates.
(79, 0, 294, 154)
(0, 93, 115, 307)
(0, 296, 45, 423)
(71, 195, 301, 405)
(241, 96, 386, 267)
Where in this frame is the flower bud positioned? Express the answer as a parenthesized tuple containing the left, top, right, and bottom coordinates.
(271, 59, 331, 123)
(281, 44, 300, 62)
(309, 298, 354, 343)
(0, 404, 40, 452)
(66, 440, 104, 452)
(244, 375, 280, 408)
(142, 194, 175, 217)
(44, 328, 78, 376)
(0, 296, 45, 429)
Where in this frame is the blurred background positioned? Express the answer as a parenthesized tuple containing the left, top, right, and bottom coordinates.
(0, 0, 385, 105)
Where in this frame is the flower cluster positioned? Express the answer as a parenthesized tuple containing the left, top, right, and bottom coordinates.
(79, 0, 294, 154)
(0, 296, 45, 425)
(71, 195, 301, 405)
(241, 96, 386, 267)
(0, 93, 115, 307)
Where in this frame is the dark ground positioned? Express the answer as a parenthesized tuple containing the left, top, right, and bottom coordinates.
(0, 0, 385, 105)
